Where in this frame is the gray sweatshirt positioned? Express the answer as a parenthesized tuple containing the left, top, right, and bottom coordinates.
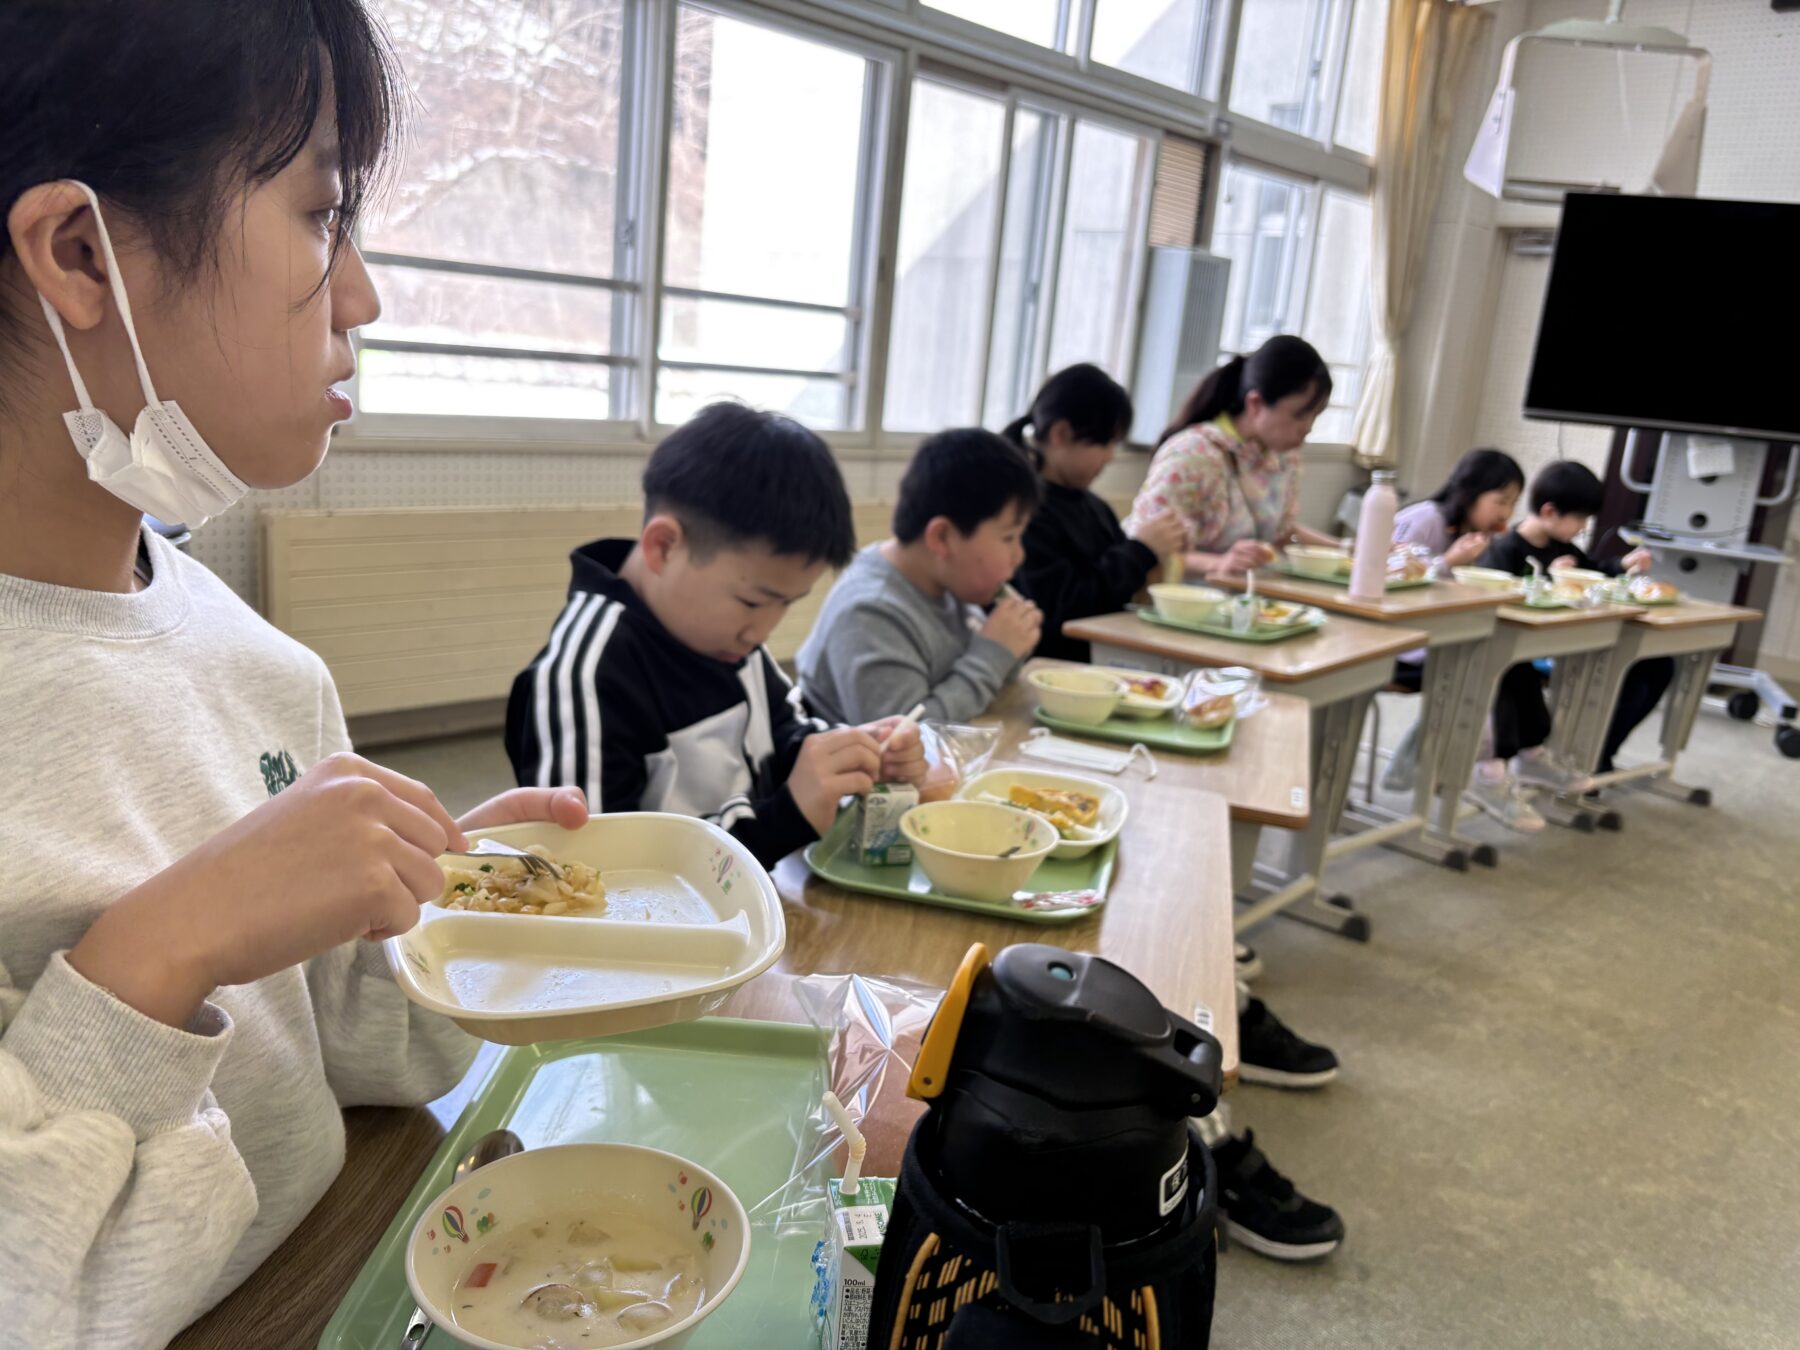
(796, 544, 1018, 725)
(0, 529, 477, 1348)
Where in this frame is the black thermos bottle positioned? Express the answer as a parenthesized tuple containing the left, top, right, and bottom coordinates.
(865, 942, 1224, 1350)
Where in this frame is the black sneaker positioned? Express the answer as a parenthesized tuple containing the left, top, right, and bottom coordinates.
(1212, 1130, 1346, 1261)
(1237, 997, 1339, 1089)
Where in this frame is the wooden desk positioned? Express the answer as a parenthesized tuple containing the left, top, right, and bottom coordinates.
(1032, 659, 1312, 830)
(1064, 611, 1428, 940)
(1432, 601, 1645, 839)
(1244, 572, 1512, 623)
(1547, 598, 1763, 808)
(175, 676, 1244, 1350)
(1224, 574, 1514, 870)
(771, 668, 1241, 1075)
(1065, 610, 1424, 700)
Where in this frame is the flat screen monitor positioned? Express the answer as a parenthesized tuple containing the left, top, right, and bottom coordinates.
(1525, 192, 1800, 441)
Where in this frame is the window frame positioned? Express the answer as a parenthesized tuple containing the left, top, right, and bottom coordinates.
(342, 0, 1384, 453)
(647, 0, 900, 442)
(1215, 154, 1372, 445)
(876, 77, 1159, 445)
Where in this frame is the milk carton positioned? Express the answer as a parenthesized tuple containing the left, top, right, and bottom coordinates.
(813, 1177, 896, 1350)
(853, 784, 917, 865)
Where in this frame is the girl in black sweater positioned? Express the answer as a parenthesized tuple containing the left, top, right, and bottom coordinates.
(1006, 364, 1186, 661)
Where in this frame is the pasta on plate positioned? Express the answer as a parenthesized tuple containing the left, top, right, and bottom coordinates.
(437, 847, 606, 917)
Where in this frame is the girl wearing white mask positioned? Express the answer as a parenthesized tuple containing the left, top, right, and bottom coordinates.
(0, 4, 588, 1344)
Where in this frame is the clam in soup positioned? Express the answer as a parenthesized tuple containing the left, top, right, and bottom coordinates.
(451, 1213, 705, 1348)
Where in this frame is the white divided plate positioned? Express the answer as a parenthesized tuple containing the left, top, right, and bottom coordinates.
(1092, 667, 1182, 720)
(958, 767, 1128, 861)
(386, 814, 784, 1045)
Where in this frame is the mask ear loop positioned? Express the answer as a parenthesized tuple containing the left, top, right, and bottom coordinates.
(36, 180, 162, 414)
(1127, 744, 1157, 780)
(37, 294, 97, 412)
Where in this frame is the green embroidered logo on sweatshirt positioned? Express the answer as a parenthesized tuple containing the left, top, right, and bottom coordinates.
(260, 749, 299, 797)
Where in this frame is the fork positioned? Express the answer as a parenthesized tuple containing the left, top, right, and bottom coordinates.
(443, 836, 563, 881)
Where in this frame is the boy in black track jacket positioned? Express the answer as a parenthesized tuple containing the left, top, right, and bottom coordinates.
(507, 403, 923, 865)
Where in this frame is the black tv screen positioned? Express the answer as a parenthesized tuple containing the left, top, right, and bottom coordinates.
(1525, 193, 1800, 441)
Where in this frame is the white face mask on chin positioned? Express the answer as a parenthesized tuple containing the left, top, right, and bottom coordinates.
(37, 180, 248, 529)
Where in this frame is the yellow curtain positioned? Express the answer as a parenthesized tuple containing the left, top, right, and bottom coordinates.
(1349, 0, 1488, 467)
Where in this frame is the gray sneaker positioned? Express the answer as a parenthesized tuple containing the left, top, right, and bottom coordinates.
(1464, 776, 1546, 833)
(1513, 750, 1596, 796)
(1381, 722, 1420, 793)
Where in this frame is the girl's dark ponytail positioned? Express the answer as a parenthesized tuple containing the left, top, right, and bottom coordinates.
(1161, 355, 1245, 446)
(1007, 364, 1132, 473)
(1000, 414, 1043, 469)
(1159, 336, 1331, 448)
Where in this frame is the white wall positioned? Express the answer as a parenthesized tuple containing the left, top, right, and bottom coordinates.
(1470, 0, 1800, 476)
(186, 442, 1175, 606)
(1421, 0, 1800, 674)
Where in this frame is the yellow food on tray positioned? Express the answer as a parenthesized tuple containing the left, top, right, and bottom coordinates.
(1258, 600, 1300, 623)
(438, 847, 605, 916)
(1120, 673, 1170, 699)
(1629, 577, 1679, 602)
(1008, 784, 1102, 836)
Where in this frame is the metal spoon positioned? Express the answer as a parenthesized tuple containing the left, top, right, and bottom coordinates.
(400, 1128, 526, 1349)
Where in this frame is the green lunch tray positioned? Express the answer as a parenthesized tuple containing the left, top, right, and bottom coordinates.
(803, 808, 1114, 925)
(319, 1018, 829, 1350)
(1266, 561, 1434, 591)
(1136, 607, 1325, 644)
(1034, 707, 1235, 754)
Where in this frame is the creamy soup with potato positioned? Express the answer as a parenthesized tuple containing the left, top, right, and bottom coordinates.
(449, 1213, 705, 1349)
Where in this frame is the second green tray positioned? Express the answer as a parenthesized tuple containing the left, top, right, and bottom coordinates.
(1034, 707, 1235, 754)
(804, 808, 1113, 924)
(1266, 561, 1434, 590)
(1136, 607, 1325, 643)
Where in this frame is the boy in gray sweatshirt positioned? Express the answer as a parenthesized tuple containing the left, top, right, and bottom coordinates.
(798, 428, 1044, 725)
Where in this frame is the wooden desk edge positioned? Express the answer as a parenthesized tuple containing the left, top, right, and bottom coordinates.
(1227, 574, 1517, 619)
(1630, 602, 1763, 628)
(1498, 604, 1645, 626)
(1062, 617, 1428, 681)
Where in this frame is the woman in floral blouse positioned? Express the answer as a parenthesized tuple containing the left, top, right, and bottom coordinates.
(1127, 334, 1344, 576)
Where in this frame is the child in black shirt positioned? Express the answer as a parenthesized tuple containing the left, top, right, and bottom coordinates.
(1482, 461, 1674, 774)
(1006, 365, 1186, 661)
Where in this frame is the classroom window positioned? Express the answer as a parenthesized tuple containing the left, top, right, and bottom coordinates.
(1210, 161, 1372, 445)
(358, 0, 636, 421)
(1212, 162, 1307, 354)
(974, 108, 1155, 430)
(1333, 0, 1386, 155)
(981, 107, 1061, 430)
(656, 7, 879, 429)
(351, 0, 1376, 444)
(1229, 0, 1334, 136)
(1301, 189, 1373, 443)
(1089, 0, 1217, 95)
(924, 0, 1071, 50)
(884, 79, 1008, 432)
(1045, 121, 1155, 378)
